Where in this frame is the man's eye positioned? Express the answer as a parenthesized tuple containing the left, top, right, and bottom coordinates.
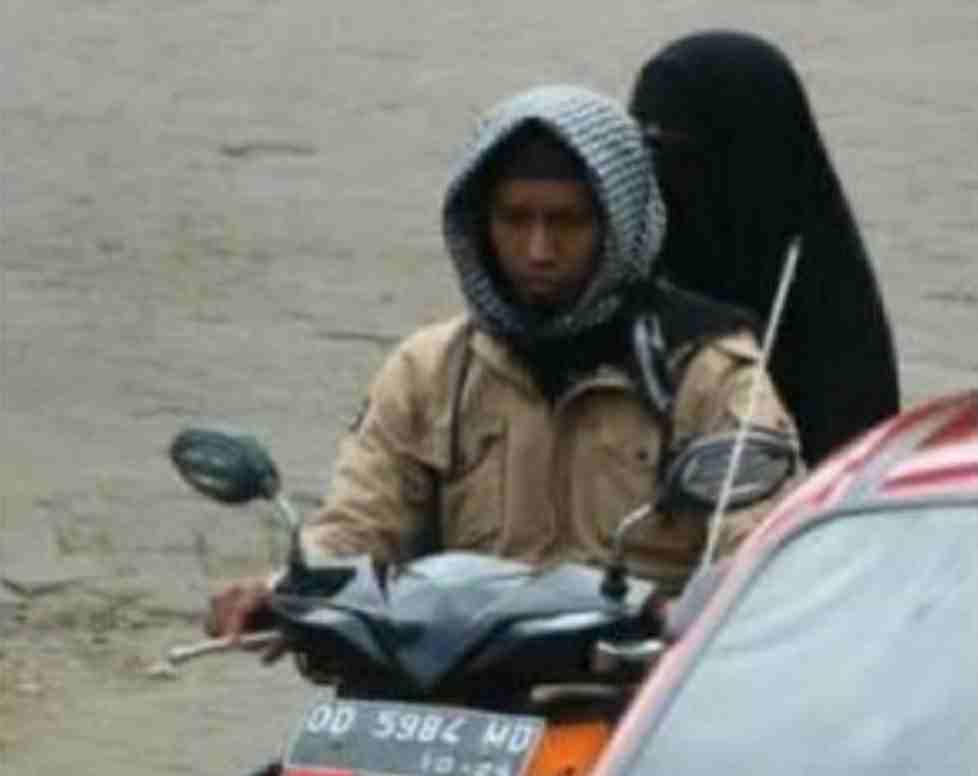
(549, 211, 594, 229)
(497, 210, 532, 227)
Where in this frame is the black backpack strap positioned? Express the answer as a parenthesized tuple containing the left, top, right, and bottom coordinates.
(631, 278, 761, 483)
(447, 321, 476, 479)
(630, 277, 759, 418)
(632, 312, 675, 419)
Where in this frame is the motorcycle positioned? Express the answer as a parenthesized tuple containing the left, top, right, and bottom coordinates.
(164, 423, 795, 776)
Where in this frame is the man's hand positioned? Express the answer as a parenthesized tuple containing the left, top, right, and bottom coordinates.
(204, 575, 276, 641)
(204, 575, 288, 664)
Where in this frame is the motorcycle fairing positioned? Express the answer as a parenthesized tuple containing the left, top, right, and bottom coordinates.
(272, 552, 654, 692)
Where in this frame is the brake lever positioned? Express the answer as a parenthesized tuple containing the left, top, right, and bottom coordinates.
(148, 631, 281, 677)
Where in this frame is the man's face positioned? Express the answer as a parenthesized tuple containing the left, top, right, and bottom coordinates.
(488, 178, 601, 309)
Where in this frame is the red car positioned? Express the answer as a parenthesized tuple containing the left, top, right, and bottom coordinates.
(595, 389, 978, 776)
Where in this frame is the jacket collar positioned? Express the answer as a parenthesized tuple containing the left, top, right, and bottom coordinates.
(470, 328, 635, 405)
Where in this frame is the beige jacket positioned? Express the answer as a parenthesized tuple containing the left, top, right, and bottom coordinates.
(303, 315, 800, 594)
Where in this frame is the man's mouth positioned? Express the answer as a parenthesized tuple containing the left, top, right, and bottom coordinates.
(518, 278, 572, 306)
(522, 276, 559, 294)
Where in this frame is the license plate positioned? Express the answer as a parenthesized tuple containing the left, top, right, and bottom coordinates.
(283, 695, 546, 776)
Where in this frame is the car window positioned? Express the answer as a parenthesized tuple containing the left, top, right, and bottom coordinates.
(631, 503, 978, 776)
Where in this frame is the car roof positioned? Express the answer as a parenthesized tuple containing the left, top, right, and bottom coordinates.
(761, 389, 977, 527)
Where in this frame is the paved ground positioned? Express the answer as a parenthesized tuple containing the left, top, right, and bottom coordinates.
(1, 1, 975, 773)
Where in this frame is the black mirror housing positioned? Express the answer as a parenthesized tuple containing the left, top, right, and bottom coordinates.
(664, 428, 797, 512)
(169, 427, 281, 505)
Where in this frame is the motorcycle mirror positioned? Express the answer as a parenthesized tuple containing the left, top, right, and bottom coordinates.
(663, 428, 797, 511)
(169, 426, 282, 506)
(601, 428, 795, 600)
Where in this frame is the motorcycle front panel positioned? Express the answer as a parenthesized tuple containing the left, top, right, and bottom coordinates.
(274, 552, 654, 693)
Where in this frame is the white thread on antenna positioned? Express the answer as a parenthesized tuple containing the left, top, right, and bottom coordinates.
(700, 236, 803, 568)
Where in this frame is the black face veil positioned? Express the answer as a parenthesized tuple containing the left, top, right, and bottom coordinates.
(629, 30, 900, 465)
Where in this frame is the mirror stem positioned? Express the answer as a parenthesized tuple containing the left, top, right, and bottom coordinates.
(602, 503, 653, 600)
(273, 493, 302, 532)
(285, 525, 311, 589)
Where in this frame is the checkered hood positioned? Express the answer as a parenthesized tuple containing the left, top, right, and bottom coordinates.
(442, 85, 666, 344)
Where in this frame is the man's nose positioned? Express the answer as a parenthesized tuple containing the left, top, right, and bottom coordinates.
(527, 219, 556, 263)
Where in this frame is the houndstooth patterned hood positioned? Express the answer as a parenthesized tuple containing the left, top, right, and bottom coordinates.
(442, 85, 666, 345)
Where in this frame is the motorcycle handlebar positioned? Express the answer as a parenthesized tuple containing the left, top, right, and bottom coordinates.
(164, 630, 281, 667)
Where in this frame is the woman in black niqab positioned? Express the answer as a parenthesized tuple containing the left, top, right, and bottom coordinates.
(629, 30, 900, 465)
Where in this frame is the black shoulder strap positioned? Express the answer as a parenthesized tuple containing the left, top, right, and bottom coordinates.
(418, 320, 475, 557)
(448, 321, 476, 479)
(630, 277, 762, 476)
(630, 277, 759, 417)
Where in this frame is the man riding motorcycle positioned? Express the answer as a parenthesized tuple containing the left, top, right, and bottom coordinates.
(206, 84, 802, 641)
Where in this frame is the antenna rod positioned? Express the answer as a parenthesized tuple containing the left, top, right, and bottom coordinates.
(700, 236, 802, 568)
